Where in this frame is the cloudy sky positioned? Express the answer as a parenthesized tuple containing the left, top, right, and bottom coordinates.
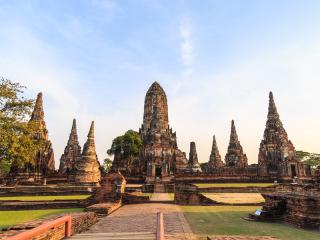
(1, 0, 320, 167)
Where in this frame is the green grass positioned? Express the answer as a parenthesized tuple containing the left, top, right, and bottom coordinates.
(0, 208, 83, 229)
(0, 195, 90, 201)
(168, 193, 174, 200)
(181, 206, 320, 240)
(194, 183, 274, 188)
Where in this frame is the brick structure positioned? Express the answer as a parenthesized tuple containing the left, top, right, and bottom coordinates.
(74, 121, 101, 185)
(187, 142, 202, 173)
(258, 92, 311, 179)
(30, 93, 55, 179)
(249, 183, 320, 230)
(58, 119, 81, 177)
(208, 135, 224, 170)
(225, 120, 248, 168)
(138, 82, 188, 183)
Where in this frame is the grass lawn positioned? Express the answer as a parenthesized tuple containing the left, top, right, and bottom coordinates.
(194, 183, 274, 188)
(168, 193, 174, 200)
(202, 193, 265, 204)
(0, 195, 90, 201)
(0, 208, 83, 229)
(181, 206, 320, 240)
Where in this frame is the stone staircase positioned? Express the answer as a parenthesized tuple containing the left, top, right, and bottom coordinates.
(154, 183, 165, 193)
(72, 232, 156, 240)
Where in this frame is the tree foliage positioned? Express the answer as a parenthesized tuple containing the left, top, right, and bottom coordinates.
(107, 130, 142, 158)
(296, 150, 320, 168)
(103, 157, 113, 173)
(0, 77, 40, 175)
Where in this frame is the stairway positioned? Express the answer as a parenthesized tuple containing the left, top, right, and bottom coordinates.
(72, 232, 156, 240)
(154, 183, 165, 193)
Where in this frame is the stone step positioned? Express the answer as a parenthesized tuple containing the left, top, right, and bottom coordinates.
(72, 232, 156, 240)
(154, 184, 165, 193)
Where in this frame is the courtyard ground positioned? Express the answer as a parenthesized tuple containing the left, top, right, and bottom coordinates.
(181, 205, 320, 240)
(0, 208, 83, 229)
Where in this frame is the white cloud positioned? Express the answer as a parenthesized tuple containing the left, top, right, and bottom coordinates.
(179, 17, 194, 66)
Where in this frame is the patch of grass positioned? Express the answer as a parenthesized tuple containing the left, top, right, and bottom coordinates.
(0, 208, 83, 229)
(168, 193, 174, 200)
(0, 195, 90, 201)
(140, 193, 153, 197)
(202, 193, 264, 204)
(194, 183, 274, 188)
(181, 206, 320, 240)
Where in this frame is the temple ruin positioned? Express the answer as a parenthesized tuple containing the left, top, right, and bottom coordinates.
(58, 119, 81, 177)
(74, 121, 101, 185)
(30, 93, 55, 179)
(187, 142, 202, 173)
(225, 120, 248, 168)
(208, 135, 224, 170)
(258, 92, 311, 180)
(139, 82, 188, 183)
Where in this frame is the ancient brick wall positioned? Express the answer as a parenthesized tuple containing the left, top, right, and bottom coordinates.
(0, 212, 97, 239)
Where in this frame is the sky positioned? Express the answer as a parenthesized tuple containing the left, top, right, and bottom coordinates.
(1, 0, 320, 168)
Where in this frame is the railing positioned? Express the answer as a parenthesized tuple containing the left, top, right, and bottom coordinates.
(157, 212, 165, 240)
(7, 215, 72, 240)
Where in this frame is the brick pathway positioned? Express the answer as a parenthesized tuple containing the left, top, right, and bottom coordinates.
(75, 193, 196, 240)
(150, 193, 172, 201)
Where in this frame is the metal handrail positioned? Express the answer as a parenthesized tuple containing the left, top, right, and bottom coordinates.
(156, 212, 165, 240)
(7, 215, 72, 240)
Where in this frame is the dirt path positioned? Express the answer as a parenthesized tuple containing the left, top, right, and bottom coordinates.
(74, 193, 196, 240)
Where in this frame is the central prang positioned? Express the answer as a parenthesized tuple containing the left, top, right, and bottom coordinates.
(139, 82, 188, 183)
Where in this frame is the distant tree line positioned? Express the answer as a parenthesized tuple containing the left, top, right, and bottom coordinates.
(296, 150, 320, 168)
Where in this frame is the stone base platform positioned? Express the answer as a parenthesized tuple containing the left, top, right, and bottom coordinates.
(0, 200, 86, 210)
(85, 202, 122, 216)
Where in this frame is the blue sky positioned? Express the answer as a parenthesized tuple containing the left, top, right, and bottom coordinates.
(1, 0, 320, 167)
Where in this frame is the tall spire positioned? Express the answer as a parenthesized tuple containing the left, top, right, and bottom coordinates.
(68, 119, 79, 145)
(59, 119, 81, 175)
(225, 120, 248, 168)
(29, 92, 55, 175)
(30, 92, 44, 122)
(268, 91, 279, 118)
(258, 92, 297, 177)
(188, 141, 202, 173)
(209, 135, 224, 169)
(230, 120, 238, 142)
(75, 121, 100, 185)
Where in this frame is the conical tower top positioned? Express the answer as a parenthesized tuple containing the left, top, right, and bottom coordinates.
(268, 91, 279, 117)
(67, 118, 79, 145)
(82, 121, 96, 155)
(88, 121, 94, 138)
(230, 120, 238, 142)
(30, 92, 44, 122)
(211, 135, 218, 151)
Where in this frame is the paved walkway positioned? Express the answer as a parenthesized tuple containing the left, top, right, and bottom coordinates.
(73, 193, 196, 240)
(150, 193, 172, 201)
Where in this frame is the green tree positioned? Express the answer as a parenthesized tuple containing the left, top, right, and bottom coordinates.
(296, 150, 320, 168)
(103, 157, 113, 173)
(107, 130, 142, 173)
(107, 130, 142, 158)
(0, 77, 40, 175)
